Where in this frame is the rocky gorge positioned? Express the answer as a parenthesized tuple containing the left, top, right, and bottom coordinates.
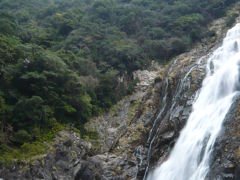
(1, 3, 240, 180)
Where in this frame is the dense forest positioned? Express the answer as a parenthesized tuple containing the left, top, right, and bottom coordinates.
(0, 0, 237, 163)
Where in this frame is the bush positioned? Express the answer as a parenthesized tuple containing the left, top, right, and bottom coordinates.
(226, 13, 239, 27)
(13, 130, 32, 145)
(207, 30, 216, 37)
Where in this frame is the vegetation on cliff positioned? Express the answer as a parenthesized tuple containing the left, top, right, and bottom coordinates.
(0, 0, 238, 163)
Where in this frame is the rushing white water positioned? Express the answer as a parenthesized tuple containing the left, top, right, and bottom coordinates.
(148, 23, 240, 180)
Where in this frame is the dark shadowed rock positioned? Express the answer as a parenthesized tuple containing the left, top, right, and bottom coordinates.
(207, 95, 240, 180)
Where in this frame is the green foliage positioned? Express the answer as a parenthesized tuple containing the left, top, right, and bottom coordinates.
(0, 120, 64, 166)
(13, 96, 50, 131)
(226, 13, 239, 27)
(13, 130, 32, 145)
(0, 0, 237, 162)
(0, 14, 17, 35)
(0, 142, 47, 166)
(0, 35, 20, 65)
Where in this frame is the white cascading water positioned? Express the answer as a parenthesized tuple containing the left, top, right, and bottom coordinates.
(148, 23, 240, 180)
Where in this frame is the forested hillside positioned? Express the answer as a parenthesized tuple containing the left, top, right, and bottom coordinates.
(0, 0, 237, 163)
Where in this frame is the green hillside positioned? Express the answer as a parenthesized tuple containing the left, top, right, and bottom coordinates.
(0, 0, 237, 163)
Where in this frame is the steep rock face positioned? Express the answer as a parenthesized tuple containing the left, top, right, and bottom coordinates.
(0, 131, 96, 180)
(142, 5, 240, 179)
(84, 66, 163, 179)
(207, 95, 240, 180)
(206, 11, 240, 180)
(82, 11, 237, 179)
(139, 17, 232, 178)
(86, 13, 238, 180)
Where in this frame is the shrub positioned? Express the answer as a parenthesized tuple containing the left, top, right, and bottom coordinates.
(13, 130, 32, 145)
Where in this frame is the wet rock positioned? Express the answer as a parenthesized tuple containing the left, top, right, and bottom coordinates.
(171, 106, 183, 119)
(64, 139, 73, 147)
(143, 112, 154, 127)
(234, 165, 240, 179)
(182, 106, 192, 116)
(74, 161, 95, 180)
(55, 148, 69, 162)
(162, 131, 175, 140)
(208, 95, 240, 179)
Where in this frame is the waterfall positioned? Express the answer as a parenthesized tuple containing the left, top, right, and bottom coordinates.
(143, 58, 178, 180)
(148, 23, 240, 180)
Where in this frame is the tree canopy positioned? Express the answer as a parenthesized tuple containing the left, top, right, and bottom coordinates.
(0, 0, 237, 156)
